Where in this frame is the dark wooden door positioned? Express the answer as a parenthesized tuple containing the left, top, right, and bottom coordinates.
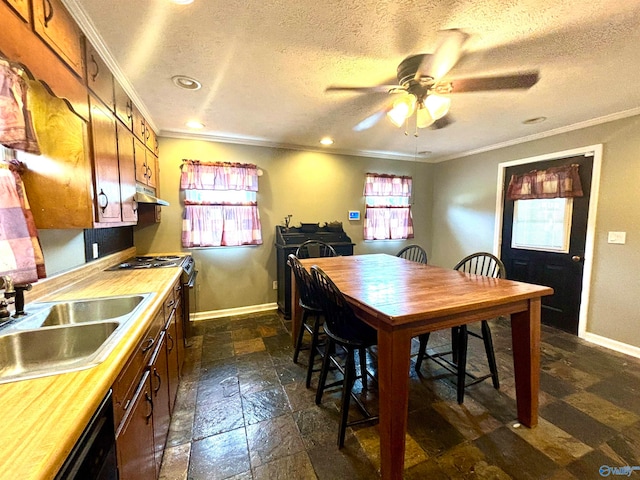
(500, 154, 593, 334)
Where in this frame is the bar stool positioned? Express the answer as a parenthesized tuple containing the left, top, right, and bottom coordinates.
(311, 265, 378, 448)
(415, 252, 504, 404)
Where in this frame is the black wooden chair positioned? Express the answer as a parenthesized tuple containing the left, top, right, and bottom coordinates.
(295, 240, 338, 259)
(415, 252, 505, 404)
(289, 254, 326, 388)
(311, 265, 378, 448)
(396, 245, 428, 264)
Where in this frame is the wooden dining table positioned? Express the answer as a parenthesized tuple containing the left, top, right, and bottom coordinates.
(292, 254, 553, 480)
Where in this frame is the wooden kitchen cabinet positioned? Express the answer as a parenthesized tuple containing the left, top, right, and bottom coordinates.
(134, 137, 157, 188)
(115, 371, 156, 480)
(132, 103, 146, 142)
(85, 41, 114, 110)
(114, 81, 134, 130)
(32, 0, 85, 77)
(149, 332, 171, 479)
(90, 95, 122, 223)
(3, 0, 30, 23)
(117, 123, 138, 223)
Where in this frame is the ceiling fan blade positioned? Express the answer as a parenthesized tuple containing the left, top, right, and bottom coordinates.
(430, 114, 453, 130)
(415, 29, 468, 82)
(353, 108, 389, 131)
(448, 72, 540, 93)
(325, 85, 399, 94)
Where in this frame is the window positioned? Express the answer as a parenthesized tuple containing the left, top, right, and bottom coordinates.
(512, 198, 572, 252)
(180, 160, 263, 247)
(363, 173, 413, 240)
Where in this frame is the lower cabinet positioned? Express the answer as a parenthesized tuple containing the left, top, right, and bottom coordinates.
(149, 332, 171, 478)
(115, 371, 156, 480)
(113, 282, 186, 479)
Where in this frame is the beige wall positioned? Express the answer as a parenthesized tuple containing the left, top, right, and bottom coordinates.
(430, 115, 640, 349)
(134, 138, 434, 313)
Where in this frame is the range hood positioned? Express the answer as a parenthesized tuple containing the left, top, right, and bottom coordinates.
(135, 185, 169, 206)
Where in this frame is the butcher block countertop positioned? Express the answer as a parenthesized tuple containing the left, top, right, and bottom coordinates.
(0, 248, 185, 480)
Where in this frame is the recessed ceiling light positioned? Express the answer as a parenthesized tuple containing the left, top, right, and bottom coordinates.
(172, 75, 202, 90)
(171, 0, 194, 5)
(186, 120, 205, 129)
(522, 116, 547, 125)
(320, 137, 334, 146)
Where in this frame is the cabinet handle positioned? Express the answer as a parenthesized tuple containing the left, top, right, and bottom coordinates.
(145, 127, 150, 142)
(132, 198, 138, 213)
(167, 299, 175, 309)
(167, 332, 175, 353)
(141, 337, 154, 353)
(152, 368, 162, 393)
(43, 0, 54, 27)
(89, 54, 99, 82)
(146, 166, 152, 181)
(126, 100, 133, 121)
(145, 392, 153, 424)
(97, 189, 108, 213)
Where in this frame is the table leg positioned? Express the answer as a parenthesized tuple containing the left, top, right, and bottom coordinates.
(510, 297, 541, 428)
(376, 327, 412, 480)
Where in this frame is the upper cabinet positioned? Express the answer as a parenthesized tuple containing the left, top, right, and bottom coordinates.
(32, 0, 85, 77)
(114, 81, 134, 130)
(85, 41, 114, 110)
(3, 0, 30, 23)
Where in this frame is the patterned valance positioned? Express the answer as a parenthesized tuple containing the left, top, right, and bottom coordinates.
(507, 164, 583, 200)
(364, 173, 412, 197)
(180, 159, 259, 191)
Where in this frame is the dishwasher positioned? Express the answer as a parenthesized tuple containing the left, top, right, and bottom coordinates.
(54, 390, 118, 480)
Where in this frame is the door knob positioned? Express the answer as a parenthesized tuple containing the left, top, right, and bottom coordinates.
(571, 255, 582, 262)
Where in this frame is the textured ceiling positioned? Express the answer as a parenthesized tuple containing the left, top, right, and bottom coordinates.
(64, 0, 640, 162)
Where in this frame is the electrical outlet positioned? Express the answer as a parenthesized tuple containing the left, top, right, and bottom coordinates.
(92, 243, 99, 259)
(607, 231, 626, 244)
(272, 281, 278, 290)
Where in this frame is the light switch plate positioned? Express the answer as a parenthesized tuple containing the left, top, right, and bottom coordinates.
(607, 231, 626, 244)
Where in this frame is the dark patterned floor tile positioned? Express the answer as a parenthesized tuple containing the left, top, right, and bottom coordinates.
(189, 427, 250, 479)
(406, 404, 466, 457)
(601, 422, 640, 465)
(403, 458, 450, 480)
(473, 426, 558, 480)
(246, 414, 306, 468)
(242, 386, 292, 425)
(539, 370, 580, 398)
(293, 404, 341, 449)
(306, 438, 379, 480)
(540, 400, 618, 448)
(236, 350, 274, 373)
(587, 371, 640, 415)
(565, 448, 619, 479)
(274, 361, 308, 386)
(252, 451, 317, 480)
(284, 381, 318, 413)
(239, 367, 280, 395)
(435, 441, 511, 479)
(193, 396, 245, 440)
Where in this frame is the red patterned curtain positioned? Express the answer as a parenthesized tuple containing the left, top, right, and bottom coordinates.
(181, 160, 262, 247)
(363, 173, 414, 240)
(507, 164, 583, 200)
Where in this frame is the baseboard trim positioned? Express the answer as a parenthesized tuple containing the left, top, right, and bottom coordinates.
(193, 303, 278, 321)
(583, 332, 640, 359)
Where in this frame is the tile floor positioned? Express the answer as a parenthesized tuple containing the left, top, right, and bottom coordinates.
(159, 311, 640, 480)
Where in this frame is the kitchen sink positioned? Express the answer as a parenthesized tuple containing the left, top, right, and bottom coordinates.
(38, 295, 146, 327)
(0, 322, 119, 383)
(0, 293, 154, 384)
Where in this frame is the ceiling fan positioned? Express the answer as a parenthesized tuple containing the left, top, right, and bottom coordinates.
(326, 29, 539, 132)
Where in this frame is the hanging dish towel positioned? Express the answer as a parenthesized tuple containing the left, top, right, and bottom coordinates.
(0, 59, 40, 154)
(0, 161, 45, 284)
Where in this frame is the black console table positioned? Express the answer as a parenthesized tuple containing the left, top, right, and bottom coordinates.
(274, 225, 354, 318)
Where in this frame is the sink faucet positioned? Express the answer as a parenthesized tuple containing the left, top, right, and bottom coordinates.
(1, 276, 31, 318)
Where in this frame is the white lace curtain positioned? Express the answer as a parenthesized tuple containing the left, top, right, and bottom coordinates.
(180, 160, 263, 247)
(363, 173, 414, 240)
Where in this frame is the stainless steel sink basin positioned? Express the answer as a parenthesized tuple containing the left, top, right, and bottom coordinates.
(39, 295, 145, 326)
(0, 293, 155, 384)
(0, 322, 119, 383)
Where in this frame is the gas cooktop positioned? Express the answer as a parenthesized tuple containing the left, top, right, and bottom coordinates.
(107, 255, 186, 270)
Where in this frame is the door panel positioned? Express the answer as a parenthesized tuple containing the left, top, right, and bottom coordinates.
(501, 154, 593, 334)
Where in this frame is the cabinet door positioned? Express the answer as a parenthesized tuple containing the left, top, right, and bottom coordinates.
(115, 371, 156, 480)
(86, 41, 114, 110)
(132, 103, 146, 142)
(174, 295, 185, 378)
(149, 332, 171, 479)
(32, 0, 85, 77)
(114, 81, 133, 130)
(146, 152, 157, 188)
(166, 312, 180, 413)
(90, 96, 121, 222)
(117, 124, 138, 223)
(134, 137, 149, 184)
(4, 0, 30, 23)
